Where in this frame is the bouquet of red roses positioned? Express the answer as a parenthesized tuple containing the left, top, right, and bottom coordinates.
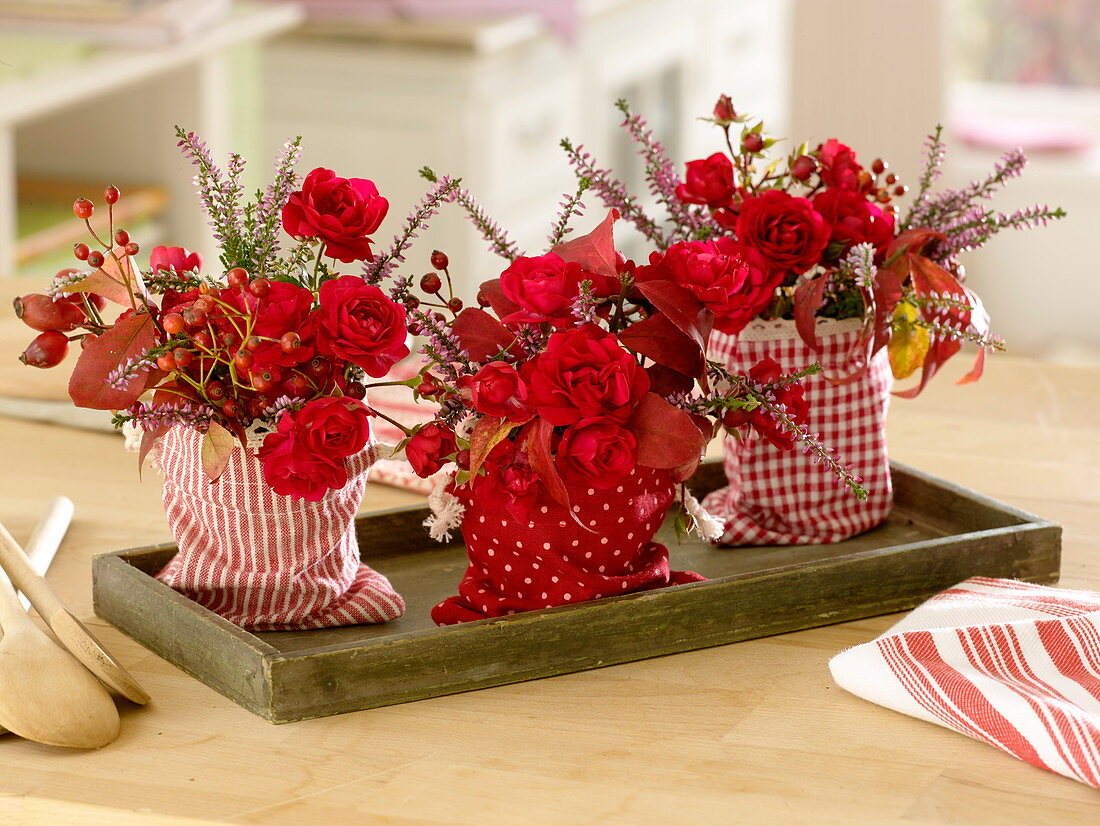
(14, 130, 459, 500)
(385, 171, 864, 622)
(564, 97, 1065, 393)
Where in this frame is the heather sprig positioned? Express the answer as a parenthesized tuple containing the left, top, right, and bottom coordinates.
(560, 137, 666, 246)
(106, 350, 157, 391)
(254, 136, 303, 269)
(115, 401, 211, 432)
(903, 125, 946, 230)
(547, 177, 590, 248)
(175, 127, 245, 263)
(421, 167, 521, 262)
(908, 147, 1028, 231)
(614, 99, 712, 241)
(571, 279, 599, 324)
(365, 174, 460, 284)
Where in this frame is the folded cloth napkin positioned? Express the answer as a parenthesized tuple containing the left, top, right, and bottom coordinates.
(830, 577, 1100, 789)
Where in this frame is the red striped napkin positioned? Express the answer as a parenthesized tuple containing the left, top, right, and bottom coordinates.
(830, 577, 1100, 789)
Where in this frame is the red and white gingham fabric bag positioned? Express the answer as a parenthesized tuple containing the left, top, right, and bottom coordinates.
(831, 577, 1100, 789)
(154, 426, 405, 631)
(702, 318, 893, 546)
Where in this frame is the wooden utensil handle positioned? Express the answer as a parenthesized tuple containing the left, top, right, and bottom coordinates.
(0, 521, 65, 623)
(0, 562, 31, 631)
(20, 496, 73, 611)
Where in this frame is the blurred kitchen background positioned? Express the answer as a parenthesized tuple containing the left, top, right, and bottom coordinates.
(1, 0, 1097, 361)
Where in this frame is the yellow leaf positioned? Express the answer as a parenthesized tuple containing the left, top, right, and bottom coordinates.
(888, 301, 930, 380)
(201, 421, 236, 481)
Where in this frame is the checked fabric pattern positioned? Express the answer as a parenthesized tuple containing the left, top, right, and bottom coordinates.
(831, 578, 1100, 790)
(702, 318, 893, 546)
(155, 426, 405, 631)
(431, 466, 704, 625)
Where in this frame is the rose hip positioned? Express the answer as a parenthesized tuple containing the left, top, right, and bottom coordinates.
(251, 371, 274, 392)
(103, 186, 120, 205)
(191, 330, 214, 350)
(20, 331, 69, 368)
(222, 399, 240, 418)
(248, 278, 271, 297)
(306, 356, 330, 378)
(430, 250, 449, 270)
(113, 229, 130, 246)
(73, 243, 90, 261)
(345, 381, 366, 399)
(420, 273, 442, 294)
(124, 242, 140, 257)
(13, 294, 85, 332)
(233, 350, 253, 371)
(447, 297, 463, 312)
(86, 251, 105, 268)
(172, 348, 194, 368)
(163, 313, 185, 334)
(205, 380, 228, 401)
(72, 198, 94, 220)
(227, 267, 249, 288)
(279, 332, 301, 353)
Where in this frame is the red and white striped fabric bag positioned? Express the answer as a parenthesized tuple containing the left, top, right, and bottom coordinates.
(831, 577, 1100, 789)
(702, 318, 893, 545)
(155, 426, 405, 631)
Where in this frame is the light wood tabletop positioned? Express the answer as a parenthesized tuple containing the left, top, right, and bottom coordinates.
(0, 353, 1097, 825)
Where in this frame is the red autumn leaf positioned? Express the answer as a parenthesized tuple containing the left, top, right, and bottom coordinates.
(635, 280, 714, 355)
(792, 273, 830, 356)
(883, 227, 946, 265)
(136, 423, 167, 481)
(66, 249, 149, 308)
(451, 308, 516, 361)
(476, 278, 521, 319)
(68, 311, 158, 409)
(645, 363, 695, 398)
(669, 413, 716, 482)
(619, 312, 703, 378)
(551, 208, 621, 280)
(872, 265, 905, 355)
(958, 346, 987, 386)
(468, 415, 516, 479)
(629, 392, 707, 470)
(524, 418, 589, 530)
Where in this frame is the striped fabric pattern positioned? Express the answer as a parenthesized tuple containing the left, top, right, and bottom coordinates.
(831, 577, 1100, 789)
(155, 426, 405, 631)
(701, 318, 894, 546)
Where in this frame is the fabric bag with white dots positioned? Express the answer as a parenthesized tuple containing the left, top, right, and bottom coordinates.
(154, 425, 406, 631)
(703, 318, 894, 546)
(432, 465, 704, 624)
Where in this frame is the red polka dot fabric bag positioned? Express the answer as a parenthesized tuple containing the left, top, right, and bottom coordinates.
(702, 318, 894, 546)
(155, 426, 405, 631)
(431, 465, 704, 624)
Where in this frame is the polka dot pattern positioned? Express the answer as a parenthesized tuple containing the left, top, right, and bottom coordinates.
(431, 466, 705, 625)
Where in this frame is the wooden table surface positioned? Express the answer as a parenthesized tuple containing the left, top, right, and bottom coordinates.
(0, 354, 1097, 825)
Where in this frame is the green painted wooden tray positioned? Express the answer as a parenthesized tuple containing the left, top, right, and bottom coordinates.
(92, 460, 1061, 723)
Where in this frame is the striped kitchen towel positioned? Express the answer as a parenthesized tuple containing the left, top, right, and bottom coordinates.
(830, 577, 1100, 789)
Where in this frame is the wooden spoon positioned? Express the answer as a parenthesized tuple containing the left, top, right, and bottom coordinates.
(0, 568, 119, 748)
(0, 521, 150, 705)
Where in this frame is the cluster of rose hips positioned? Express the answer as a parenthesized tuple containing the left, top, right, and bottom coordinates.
(154, 270, 350, 424)
(16, 186, 145, 369)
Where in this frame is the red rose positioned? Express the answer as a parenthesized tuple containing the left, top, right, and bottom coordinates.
(406, 422, 458, 478)
(675, 152, 736, 208)
(736, 190, 830, 275)
(460, 361, 529, 421)
(811, 188, 895, 258)
(281, 168, 389, 263)
(499, 253, 615, 328)
(524, 323, 649, 426)
(480, 438, 541, 520)
(315, 276, 409, 377)
(817, 139, 864, 191)
(258, 413, 348, 501)
(150, 246, 203, 274)
(638, 237, 781, 334)
(293, 396, 371, 459)
(556, 418, 637, 488)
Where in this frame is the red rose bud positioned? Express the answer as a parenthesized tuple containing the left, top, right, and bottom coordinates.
(20, 331, 69, 368)
(674, 153, 736, 208)
(465, 361, 529, 420)
(742, 132, 765, 154)
(150, 245, 203, 274)
(315, 276, 409, 378)
(816, 139, 864, 191)
(13, 294, 86, 333)
(790, 155, 817, 181)
(713, 94, 736, 123)
(281, 168, 389, 263)
(406, 422, 458, 478)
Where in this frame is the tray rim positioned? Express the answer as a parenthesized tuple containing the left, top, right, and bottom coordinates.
(91, 459, 1063, 722)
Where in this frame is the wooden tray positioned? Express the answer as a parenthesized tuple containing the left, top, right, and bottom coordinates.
(92, 461, 1061, 723)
